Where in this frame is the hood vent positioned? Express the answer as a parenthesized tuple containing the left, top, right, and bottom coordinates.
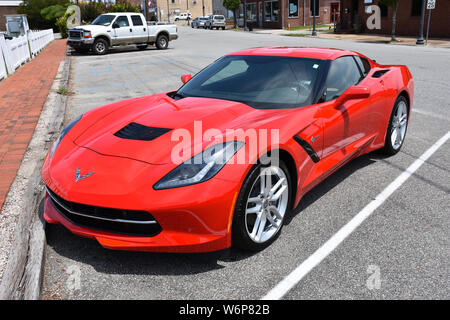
(114, 122, 171, 141)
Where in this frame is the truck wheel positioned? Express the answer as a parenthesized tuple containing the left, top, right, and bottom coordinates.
(156, 34, 169, 50)
(93, 38, 108, 55)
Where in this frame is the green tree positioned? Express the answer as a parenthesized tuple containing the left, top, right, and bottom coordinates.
(223, 0, 240, 28)
(378, 0, 400, 41)
(18, 0, 70, 30)
(41, 4, 68, 27)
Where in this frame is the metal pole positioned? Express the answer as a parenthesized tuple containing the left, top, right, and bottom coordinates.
(187, 0, 190, 26)
(167, 0, 170, 22)
(244, 0, 247, 30)
(202, 0, 205, 17)
(425, 8, 431, 45)
(416, 0, 426, 44)
(312, 0, 317, 36)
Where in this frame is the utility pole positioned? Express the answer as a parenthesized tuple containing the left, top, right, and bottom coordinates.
(202, 0, 205, 17)
(167, 0, 170, 22)
(416, 0, 426, 44)
(312, 0, 317, 36)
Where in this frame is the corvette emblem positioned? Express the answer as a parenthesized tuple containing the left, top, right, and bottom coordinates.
(75, 168, 94, 183)
(311, 135, 319, 143)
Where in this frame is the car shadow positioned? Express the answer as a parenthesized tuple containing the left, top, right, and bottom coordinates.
(42, 152, 387, 276)
(68, 46, 174, 56)
(284, 152, 386, 225)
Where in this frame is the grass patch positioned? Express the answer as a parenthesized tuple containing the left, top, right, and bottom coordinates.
(282, 33, 310, 37)
(57, 86, 69, 95)
(286, 24, 330, 31)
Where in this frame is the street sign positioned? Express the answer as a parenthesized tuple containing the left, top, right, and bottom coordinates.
(427, 0, 435, 10)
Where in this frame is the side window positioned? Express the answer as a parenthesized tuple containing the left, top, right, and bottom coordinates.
(354, 56, 371, 77)
(115, 16, 130, 27)
(131, 15, 143, 26)
(324, 56, 363, 101)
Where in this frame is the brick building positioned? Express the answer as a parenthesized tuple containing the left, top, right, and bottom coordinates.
(156, 0, 213, 21)
(0, 0, 22, 31)
(340, 0, 450, 38)
(240, 0, 340, 29)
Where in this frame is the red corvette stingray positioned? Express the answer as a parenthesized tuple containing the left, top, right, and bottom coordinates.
(41, 47, 413, 252)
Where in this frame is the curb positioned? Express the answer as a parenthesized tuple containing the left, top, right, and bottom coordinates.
(0, 56, 71, 300)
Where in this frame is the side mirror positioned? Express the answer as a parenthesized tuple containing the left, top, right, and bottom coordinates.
(112, 23, 120, 29)
(335, 86, 370, 107)
(181, 74, 192, 84)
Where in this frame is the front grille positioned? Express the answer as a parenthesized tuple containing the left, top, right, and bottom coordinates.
(114, 122, 171, 141)
(46, 187, 162, 237)
(69, 30, 82, 39)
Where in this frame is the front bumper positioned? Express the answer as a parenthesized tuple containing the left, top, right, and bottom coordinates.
(67, 38, 94, 48)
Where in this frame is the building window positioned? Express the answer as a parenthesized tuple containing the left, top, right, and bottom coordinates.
(265, 1, 279, 22)
(411, 0, 422, 16)
(379, 3, 388, 17)
(310, 0, 320, 17)
(289, 0, 299, 18)
(246, 3, 257, 21)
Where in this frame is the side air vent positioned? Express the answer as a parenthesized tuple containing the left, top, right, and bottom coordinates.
(114, 122, 171, 141)
(372, 69, 390, 78)
(293, 136, 320, 163)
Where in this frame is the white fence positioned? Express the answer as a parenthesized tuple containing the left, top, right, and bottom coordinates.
(28, 29, 54, 57)
(0, 29, 54, 78)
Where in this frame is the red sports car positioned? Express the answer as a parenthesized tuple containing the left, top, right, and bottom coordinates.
(41, 47, 413, 252)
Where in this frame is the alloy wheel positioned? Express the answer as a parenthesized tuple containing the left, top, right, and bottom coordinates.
(244, 166, 289, 243)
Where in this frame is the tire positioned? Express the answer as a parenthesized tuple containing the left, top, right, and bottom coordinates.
(222, 27, 225, 30)
(155, 34, 169, 50)
(137, 44, 148, 50)
(381, 95, 409, 156)
(92, 38, 108, 55)
(231, 160, 292, 251)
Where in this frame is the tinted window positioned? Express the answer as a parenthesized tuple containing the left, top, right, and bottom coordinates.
(324, 56, 362, 101)
(354, 56, 371, 76)
(177, 55, 324, 109)
(131, 15, 143, 26)
(379, 3, 388, 17)
(115, 16, 130, 27)
(411, 0, 422, 16)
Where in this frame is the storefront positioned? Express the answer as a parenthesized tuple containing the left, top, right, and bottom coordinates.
(240, 0, 339, 29)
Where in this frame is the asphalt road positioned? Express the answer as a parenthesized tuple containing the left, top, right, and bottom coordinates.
(41, 27, 449, 300)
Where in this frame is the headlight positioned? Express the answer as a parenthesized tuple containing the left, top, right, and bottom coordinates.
(49, 115, 82, 158)
(153, 141, 244, 190)
(83, 31, 92, 38)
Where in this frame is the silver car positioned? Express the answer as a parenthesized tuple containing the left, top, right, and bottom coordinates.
(191, 17, 208, 28)
(204, 15, 226, 30)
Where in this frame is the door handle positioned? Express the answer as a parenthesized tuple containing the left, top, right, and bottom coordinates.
(144, 28, 146, 31)
(130, 28, 133, 32)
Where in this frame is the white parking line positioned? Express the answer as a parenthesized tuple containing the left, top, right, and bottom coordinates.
(262, 131, 450, 300)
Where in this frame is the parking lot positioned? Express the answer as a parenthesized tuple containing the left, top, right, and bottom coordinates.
(41, 26, 449, 299)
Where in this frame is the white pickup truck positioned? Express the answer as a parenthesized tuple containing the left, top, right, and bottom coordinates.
(67, 12, 178, 55)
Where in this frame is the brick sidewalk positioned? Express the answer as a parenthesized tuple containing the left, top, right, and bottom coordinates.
(0, 39, 67, 211)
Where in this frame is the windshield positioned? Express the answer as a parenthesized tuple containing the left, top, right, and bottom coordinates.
(92, 15, 115, 26)
(177, 55, 324, 109)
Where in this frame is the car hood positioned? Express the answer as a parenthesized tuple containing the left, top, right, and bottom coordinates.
(71, 25, 109, 33)
(73, 93, 289, 164)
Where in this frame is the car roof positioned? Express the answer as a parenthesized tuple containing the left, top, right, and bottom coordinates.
(227, 47, 365, 61)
